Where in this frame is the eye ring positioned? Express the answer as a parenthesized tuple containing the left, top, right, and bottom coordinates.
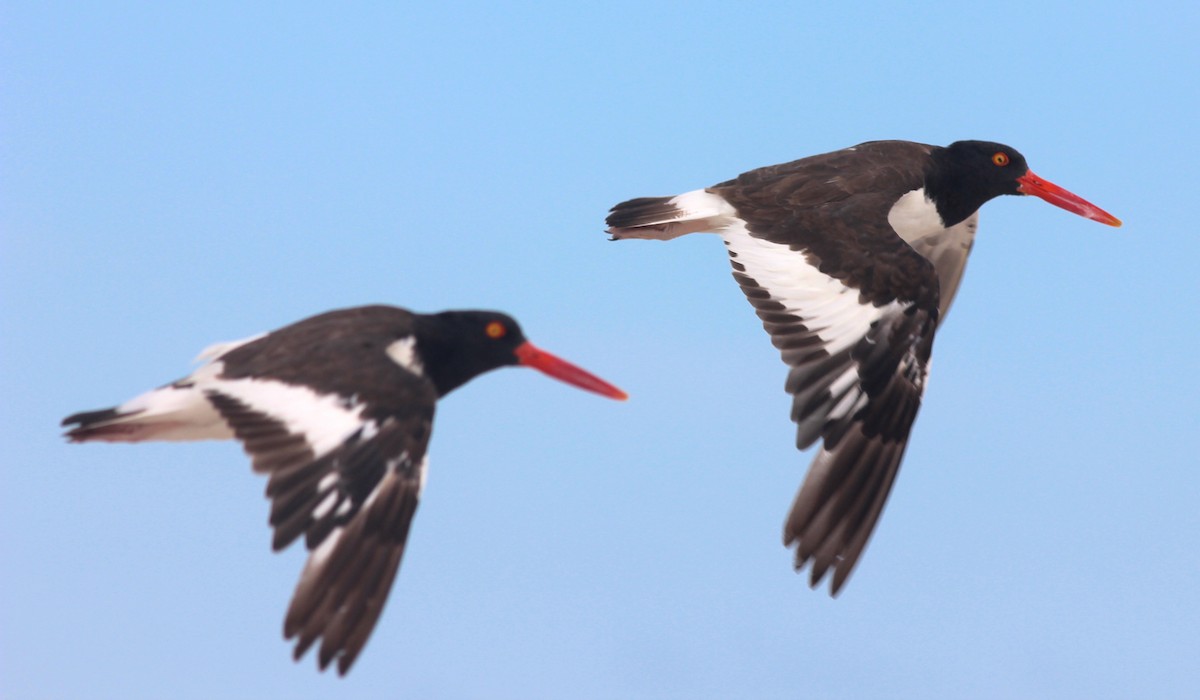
(992, 152, 1010, 167)
(485, 321, 506, 339)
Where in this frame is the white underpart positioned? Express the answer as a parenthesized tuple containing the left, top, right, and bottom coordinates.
(888, 188, 978, 320)
(386, 336, 424, 375)
(886, 188, 946, 239)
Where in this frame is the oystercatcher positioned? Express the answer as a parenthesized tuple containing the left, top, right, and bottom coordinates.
(62, 305, 627, 674)
(606, 139, 1120, 594)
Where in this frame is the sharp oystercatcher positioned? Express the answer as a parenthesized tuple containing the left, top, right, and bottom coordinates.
(62, 305, 627, 675)
(606, 139, 1120, 595)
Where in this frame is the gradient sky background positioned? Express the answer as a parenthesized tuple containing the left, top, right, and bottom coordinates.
(3, 3, 1198, 699)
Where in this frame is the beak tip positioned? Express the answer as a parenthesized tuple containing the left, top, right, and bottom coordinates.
(517, 341, 629, 401)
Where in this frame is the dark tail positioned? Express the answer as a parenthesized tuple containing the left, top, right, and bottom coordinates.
(605, 196, 680, 230)
(62, 407, 142, 442)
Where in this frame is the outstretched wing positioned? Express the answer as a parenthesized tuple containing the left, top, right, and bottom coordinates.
(203, 340, 436, 675)
(774, 306, 934, 595)
(607, 142, 943, 594)
(717, 195, 940, 595)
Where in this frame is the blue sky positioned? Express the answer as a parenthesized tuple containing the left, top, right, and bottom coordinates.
(3, 2, 1198, 698)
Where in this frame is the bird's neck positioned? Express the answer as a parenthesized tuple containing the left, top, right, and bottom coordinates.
(924, 153, 995, 228)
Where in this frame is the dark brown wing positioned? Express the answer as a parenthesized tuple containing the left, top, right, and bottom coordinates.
(718, 182, 940, 594)
(203, 310, 437, 674)
(778, 307, 935, 594)
(608, 141, 942, 593)
(281, 421, 429, 675)
(207, 388, 433, 674)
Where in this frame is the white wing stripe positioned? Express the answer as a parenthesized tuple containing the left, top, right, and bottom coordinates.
(311, 491, 338, 520)
(720, 217, 904, 354)
(204, 377, 366, 458)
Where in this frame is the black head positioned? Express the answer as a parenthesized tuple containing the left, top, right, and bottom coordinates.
(412, 311, 529, 395)
(927, 140, 1121, 228)
(414, 310, 627, 400)
(925, 141, 1031, 226)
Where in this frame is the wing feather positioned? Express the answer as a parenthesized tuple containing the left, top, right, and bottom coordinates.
(608, 143, 944, 594)
(720, 207, 938, 595)
(203, 344, 435, 673)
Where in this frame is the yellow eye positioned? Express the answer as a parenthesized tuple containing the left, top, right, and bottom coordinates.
(992, 152, 1010, 167)
(485, 321, 506, 339)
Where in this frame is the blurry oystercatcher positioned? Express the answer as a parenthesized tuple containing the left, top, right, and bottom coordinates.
(62, 305, 627, 674)
(606, 139, 1120, 594)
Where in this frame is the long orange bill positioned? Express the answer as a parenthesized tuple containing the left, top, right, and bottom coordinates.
(1017, 171, 1122, 227)
(514, 342, 629, 400)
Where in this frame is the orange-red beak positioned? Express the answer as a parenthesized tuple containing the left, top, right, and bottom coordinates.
(514, 342, 628, 400)
(1016, 171, 1122, 227)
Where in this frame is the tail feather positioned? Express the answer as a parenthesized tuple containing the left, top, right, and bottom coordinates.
(62, 408, 145, 442)
(606, 189, 733, 241)
(62, 384, 233, 443)
(606, 196, 680, 229)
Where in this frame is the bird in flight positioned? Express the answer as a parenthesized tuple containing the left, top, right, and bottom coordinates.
(63, 305, 627, 674)
(607, 139, 1120, 594)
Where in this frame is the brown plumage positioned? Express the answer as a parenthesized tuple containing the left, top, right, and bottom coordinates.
(608, 139, 1119, 593)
